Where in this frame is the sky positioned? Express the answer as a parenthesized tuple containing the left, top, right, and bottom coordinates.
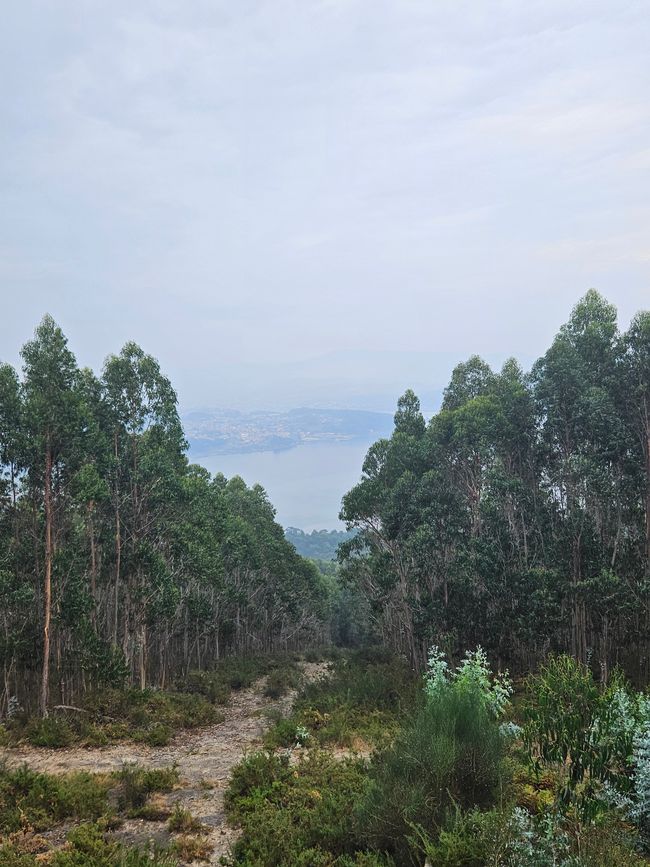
(2, 0, 649, 413)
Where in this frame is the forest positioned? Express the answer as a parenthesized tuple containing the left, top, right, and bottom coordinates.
(1, 293, 650, 867)
(340, 290, 650, 682)
(0, 316, 328, 717)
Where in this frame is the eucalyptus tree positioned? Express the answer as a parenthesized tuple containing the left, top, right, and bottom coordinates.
(623, 311, 650, 572)
(102, 342, 186, 687)
(340, 292, 650, 679)
(21, 315, 82, 716)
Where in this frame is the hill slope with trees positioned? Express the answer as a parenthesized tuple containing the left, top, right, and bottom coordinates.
(340, 291, 650, 681)
(0, 317, 328, 716)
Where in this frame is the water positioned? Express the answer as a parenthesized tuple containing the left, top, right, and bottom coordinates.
(192, 439, 373, 530)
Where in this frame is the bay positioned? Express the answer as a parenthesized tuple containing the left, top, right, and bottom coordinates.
(192, 439, 373, 531)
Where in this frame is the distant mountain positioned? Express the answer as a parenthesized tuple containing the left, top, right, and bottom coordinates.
(285, 527, 357, 561)
(184, 407, 394, 457)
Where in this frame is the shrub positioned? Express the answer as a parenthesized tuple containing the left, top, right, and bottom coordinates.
(523, 656, 649, 817)
(182, 670, 231, 704)
(49, 822, 178, 866)
(0, 764, 109, 832)
(265, 650, 416, 749)
(358, 646, 509, 863)
(263, 667, 300, 699)
(114, 763, 179, 812)
(168, 804, 205, 834)
(139, 723, 172, 747)
(225, 750, 371, 866)
(171, 834, 213, 862)
(25, 716, 74, 748)
(263, 717, 301, 748)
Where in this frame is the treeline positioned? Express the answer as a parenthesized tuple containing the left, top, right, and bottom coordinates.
(340, 291, 650, 681)
(285, 527, 356, 561)
(0, 316, 328, 716)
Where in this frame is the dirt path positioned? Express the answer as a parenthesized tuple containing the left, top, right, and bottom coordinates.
(2, 661, 329, 864)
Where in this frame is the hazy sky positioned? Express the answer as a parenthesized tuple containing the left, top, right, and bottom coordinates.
(2, 1, 649, 412)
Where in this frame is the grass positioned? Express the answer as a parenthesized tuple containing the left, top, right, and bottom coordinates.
(0, 762, 184, 864)
(171, 833, 213, 862)
(114, 763, 179, 812)
(168, 804, 206, 834)
(10, 689, 224, 749)
(8, 652, 303, 750)
(182, 653, 302, 702)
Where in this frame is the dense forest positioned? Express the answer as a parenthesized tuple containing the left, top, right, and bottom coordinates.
(0, 316, 328, 716)
(340, 290, 650, 682)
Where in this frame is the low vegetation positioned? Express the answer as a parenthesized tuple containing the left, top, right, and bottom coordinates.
(1, 653, 304, 750)
(227, 647, 650, 866)
(0, 761, 189, 865)
(264, 648, 416, 751)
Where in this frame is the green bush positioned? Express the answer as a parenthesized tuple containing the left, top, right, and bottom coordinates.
(359, 683, 506, 863)
(356, 647, 512, 864)
(263, 667, 300, 699)
(25, 715, 74, 748)
(0, 823, 178, 866)
(265, 651, 416, 749)
(263, 717, 301, 748)
(225, 750, 373, 866)
(0, 764, 109, 832)
(523, 656, 648, 817)
(134, 722, 173, 747)
(410, 807, 515, 866)
(182, 670, 231, 704)
(114, 763, 179, 812)
(168, 803, 205, 834)
(50, 822, 177, 866)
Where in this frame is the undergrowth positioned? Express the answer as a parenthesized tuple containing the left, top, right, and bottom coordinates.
(264, 647, 416, 750)
(7, 653, 302, 749)
(224, 750, 387, 866)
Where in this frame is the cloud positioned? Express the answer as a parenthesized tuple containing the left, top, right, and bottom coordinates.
(1, 0, 649, 408)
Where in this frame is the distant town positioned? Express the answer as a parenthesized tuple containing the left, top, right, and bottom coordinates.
(183, 407, 394, 457)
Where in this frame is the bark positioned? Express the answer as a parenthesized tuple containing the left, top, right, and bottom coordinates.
(39, 443, 53, 718)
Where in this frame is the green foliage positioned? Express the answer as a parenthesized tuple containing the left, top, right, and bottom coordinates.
(338, 292, 650, 684)
(263, 666, 301, 699)
(114, 763, 179, 812)
(48, 822, 177, 866)
(0, 317, 331, 716)
(225, 750, 374, 866)
(358, 664, 507, 864)
(412, 805, 647, 867)
(86, 687, 222, 738)
(0, 764, 109, 832)
(168, 804, 205, 834)
(410, 807, 514, 866)
(265, 651, 415, 749)
(285, 527, 357, 561)
(25, 716, 74, 748)
(523, 656, 648, 816)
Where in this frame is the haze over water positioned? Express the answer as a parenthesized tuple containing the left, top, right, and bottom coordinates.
(195, 439, 373, 531)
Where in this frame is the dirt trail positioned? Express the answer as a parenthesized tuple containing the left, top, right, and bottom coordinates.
(2, 661, 329, 864)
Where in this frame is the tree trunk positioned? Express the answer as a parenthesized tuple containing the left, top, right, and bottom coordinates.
(113, 430, 122, 646)
(645, 430, 650, 575)
(39, 443, 53, 718)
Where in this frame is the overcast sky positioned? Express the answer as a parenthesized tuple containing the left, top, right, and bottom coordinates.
(2, 0, 649, 412)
